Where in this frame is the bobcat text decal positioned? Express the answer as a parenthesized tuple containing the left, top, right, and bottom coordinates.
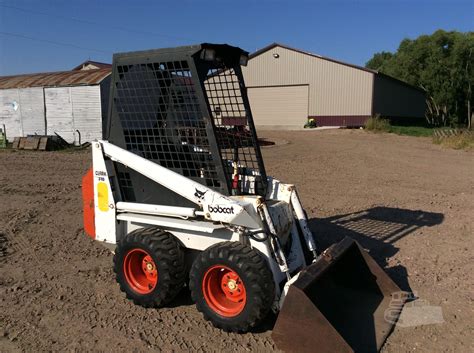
(208, 205, 235, 214)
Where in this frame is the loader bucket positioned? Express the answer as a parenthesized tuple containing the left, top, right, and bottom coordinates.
(272, 237, 407, 353)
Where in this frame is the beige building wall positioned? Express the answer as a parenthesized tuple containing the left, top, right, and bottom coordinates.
(242, 45, 374, 117)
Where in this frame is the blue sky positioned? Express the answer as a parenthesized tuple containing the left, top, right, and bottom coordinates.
(0, 0, 472, 76)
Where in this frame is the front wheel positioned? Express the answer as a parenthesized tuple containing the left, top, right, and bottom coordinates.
(189, 242, 275, 332)
(114, 227, 186, 308)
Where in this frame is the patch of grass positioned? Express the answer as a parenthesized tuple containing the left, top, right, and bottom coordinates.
(388, 125, 434, 137)
(365, 116, 438, 137)
(433, 133, 474, 150)
(364, 116, 391, 132)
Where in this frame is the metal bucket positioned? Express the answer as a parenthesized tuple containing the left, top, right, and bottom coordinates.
(272, 237, 407, 353)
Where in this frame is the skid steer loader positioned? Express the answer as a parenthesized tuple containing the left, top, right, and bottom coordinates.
(82, 43, 406, 353)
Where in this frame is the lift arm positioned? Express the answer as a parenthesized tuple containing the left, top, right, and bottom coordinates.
(96, 141, 261, 228)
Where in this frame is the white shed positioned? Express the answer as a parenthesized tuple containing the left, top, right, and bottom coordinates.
(0, 68, 111, 144)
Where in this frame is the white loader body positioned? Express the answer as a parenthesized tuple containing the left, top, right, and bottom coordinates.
(90, 140, 316, 306)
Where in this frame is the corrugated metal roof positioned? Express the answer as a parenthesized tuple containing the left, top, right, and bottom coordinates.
(0, 68, 111, 89)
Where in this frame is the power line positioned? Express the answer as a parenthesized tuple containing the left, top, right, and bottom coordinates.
(0, 31, 112, 54)
(0, 3, 256, 55)
(0, 3, 201, 43)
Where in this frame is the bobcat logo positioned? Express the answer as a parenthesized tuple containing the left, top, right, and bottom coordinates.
(194, 188, 207, 200)
(208, 205, 234, 214)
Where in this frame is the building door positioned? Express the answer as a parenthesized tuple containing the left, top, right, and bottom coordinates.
(246, 85, 309, 129)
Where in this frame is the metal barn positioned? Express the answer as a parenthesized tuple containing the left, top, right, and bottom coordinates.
(242, 43, 426, 129)
(0, 68, 111, 143)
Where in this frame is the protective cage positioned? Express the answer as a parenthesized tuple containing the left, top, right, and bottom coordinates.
(105, 43, 267, 205)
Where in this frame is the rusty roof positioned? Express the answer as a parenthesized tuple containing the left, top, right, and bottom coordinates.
(0, 68, 111, 89)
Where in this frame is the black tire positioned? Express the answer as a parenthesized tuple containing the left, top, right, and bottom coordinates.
(114, 227, 185, 308)
(189, 242, 275, 332)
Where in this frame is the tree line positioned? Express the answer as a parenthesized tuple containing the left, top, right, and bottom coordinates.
(366, 30, 473, 128)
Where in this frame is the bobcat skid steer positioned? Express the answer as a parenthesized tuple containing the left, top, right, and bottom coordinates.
(82, 43, 406, 353)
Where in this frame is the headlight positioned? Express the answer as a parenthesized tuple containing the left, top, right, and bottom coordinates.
(201, 48, 216, 61)
(239, 54, 249, 66)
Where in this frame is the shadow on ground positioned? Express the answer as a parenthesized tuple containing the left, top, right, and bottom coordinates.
(168, 207, 444, 335)
(309, 206, 444, 291)
(168, 286, 194, 308)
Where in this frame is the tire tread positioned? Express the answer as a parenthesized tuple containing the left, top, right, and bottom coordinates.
(189, 241, 274, 332)
(113, 227, 185, 308)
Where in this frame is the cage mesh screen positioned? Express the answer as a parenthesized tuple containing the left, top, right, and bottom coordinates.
(204, 67, 262, 194)
(114, 60, 221, 188)
(117, 172, 135, 201)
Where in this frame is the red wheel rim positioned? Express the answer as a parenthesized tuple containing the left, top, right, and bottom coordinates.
(123, 249, 158, 294)
(202, 265, 246, 317)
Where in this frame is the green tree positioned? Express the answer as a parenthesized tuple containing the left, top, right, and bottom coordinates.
(366, 30, 474, 127)
(366, 51, 393, 71)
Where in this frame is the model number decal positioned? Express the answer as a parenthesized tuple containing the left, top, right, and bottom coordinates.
(208, 205, 235, 214)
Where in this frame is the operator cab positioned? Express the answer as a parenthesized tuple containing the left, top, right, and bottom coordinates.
(105, 44, 267, 206)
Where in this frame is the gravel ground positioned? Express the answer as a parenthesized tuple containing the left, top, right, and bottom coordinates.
(1, 129, 473, 353)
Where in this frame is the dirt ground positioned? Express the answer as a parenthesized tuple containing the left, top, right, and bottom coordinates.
(1, 129, 473, 353)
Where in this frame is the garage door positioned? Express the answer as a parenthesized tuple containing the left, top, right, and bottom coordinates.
(247, 85, 308, 129)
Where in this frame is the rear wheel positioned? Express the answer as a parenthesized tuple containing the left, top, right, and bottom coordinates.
(189, 242, 275, 332)
(114, 227, 185, 307)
